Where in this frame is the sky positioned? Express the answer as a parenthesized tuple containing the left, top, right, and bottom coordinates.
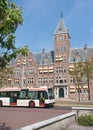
(14, 0, 93, 53)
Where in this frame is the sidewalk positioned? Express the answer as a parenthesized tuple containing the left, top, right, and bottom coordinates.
(55, 99, 93, 107)
(67, 122, 93, 130)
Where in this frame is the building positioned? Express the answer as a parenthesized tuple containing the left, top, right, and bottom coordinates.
(8, 17, 93, 100)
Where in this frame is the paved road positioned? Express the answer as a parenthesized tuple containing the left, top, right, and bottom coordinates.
(0, 106, 71, 130)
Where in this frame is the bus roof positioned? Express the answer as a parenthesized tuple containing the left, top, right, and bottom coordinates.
(28, 87, 47, 91)
(27, 86, 48, 91)
(0, 86, 48, 92)
(0, 87, 21, 92)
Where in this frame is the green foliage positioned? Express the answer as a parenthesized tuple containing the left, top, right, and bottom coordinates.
(69, 59, 93, 100)
(0, 0, 28, 68)
(69, 62, 84, 101)
(78, 114, 93, 126)
(0, 67, 13, 87)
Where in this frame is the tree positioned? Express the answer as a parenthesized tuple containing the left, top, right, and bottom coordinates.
(69, 62, 84, 101)
(0, 0, 28, 68)
(0, 67, 13, 88)
(82, 59, 93, 100)
(69, 59, 93, 101)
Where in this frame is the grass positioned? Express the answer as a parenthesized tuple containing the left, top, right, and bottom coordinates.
(78, 114, 93, 126)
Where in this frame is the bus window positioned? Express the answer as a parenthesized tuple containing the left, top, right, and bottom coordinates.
(28, 91, 38, 99)
(0, 92, 9, 97)
(20, 89, 28, 99)
(10, 92, 19, 98)
(38, 91, 48, 100)
(20, 91, 26, 98)
(0, 92, 6, 97)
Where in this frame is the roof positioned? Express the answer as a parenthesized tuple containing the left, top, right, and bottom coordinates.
(33, 50, 54, 65)
(69, 47, 93, 63)
(9, 47, 93, 66)
(54, 18, 68, 34)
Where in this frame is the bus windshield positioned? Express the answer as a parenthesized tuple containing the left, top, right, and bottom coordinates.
(48, 88, 54, 99)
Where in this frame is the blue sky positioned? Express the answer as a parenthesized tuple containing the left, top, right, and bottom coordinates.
(14, 0, 93, 53)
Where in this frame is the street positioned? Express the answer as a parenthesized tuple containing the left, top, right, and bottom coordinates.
(0, 106, 71, 130)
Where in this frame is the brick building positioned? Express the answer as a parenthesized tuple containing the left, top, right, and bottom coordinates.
(8, 17, 93, 100)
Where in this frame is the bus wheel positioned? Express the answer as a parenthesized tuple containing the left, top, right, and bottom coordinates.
(0, 101, 2, 107)
(29, 101, 35, 108)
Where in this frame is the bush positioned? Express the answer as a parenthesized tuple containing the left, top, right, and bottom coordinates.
(78, 114, 93, 126)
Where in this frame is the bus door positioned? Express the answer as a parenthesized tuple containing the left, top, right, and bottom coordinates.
(38, 91, 45, 107)
(10, 92, 19, 106)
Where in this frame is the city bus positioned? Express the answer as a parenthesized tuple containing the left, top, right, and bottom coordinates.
(0, 86, 55, 107)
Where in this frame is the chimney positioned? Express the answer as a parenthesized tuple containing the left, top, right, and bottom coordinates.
(84, 44, 87, 50)
(42, 48, 45, 53)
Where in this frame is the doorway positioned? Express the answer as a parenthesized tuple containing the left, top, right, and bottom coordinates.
(59, 88, 64, 98)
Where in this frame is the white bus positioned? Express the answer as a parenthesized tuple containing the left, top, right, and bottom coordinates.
(0, 86, 55, 107)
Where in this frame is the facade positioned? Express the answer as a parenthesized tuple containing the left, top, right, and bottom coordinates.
(8, 17, 93, 100)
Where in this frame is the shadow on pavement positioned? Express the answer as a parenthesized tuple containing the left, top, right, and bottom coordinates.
(0, 122, 11, 130)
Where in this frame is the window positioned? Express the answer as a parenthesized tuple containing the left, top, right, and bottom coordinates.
(44, 58, 50, 64)
(0, 92, 8, 97)
(83, 89, 88, 93)
(55, 46, 67, 52)
(29, 60, 32, 65)
(63, 56, 66, 62)
(8, 80, 11, 85)
(56, 77, 67, 84)
(28, 77, 34, 84)
(23, 79, 25, 84)
(64, 46, 66, 51)
(56, 66, 66, 73)
(28, 91, 38, 99)
(59, 80, 63, 83)
(56, 47, 58, 52)
(38, 77, 42, 84)
(43, 77, 48, 84)
(49, 77, 53, 83)
(28, 69, 34, 74)
(64, 79, 67, 83)
(64, 67, 66, 73)
(60, 47, 63, 52)
(70, 77, 74, 83)
(15, 79, 20, 84)
(15, 70, 20, 75)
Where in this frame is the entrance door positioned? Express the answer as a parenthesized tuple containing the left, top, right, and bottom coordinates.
(59, 88, 64, 98)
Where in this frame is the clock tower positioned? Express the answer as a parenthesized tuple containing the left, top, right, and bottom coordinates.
(53, 17, 70, 99)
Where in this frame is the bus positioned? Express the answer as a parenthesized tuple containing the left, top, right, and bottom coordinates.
(0, 86, 55, 107)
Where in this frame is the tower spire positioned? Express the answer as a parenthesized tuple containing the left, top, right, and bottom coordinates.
(61, 10, 63, 18)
